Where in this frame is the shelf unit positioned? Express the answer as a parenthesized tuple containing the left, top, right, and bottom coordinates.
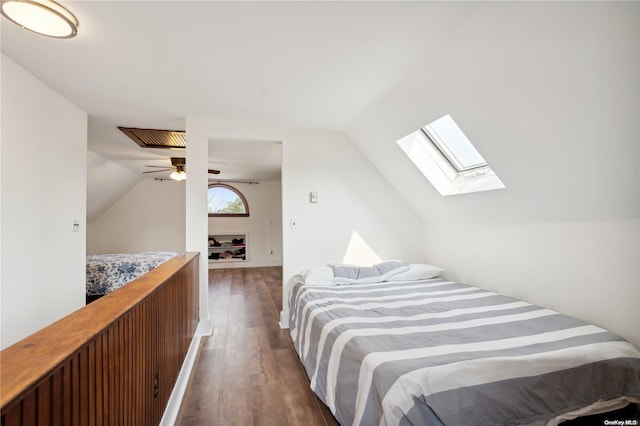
(208, 233, 248, 265)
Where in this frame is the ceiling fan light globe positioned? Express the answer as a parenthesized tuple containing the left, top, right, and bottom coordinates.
(170, 170, 186, 181)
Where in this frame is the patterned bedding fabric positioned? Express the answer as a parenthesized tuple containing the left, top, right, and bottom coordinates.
(86, 252, 178, 296)
(289, 278, 640, 426)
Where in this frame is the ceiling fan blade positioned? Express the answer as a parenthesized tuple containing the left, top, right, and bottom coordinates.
(208, 169, 221, 175)
(145, 165, 173, 169)
(142, 169, 171, 174)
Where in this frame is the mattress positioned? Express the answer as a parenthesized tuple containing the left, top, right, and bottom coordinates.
(289, 278, 640, 425)
(86, 251, 177, 296)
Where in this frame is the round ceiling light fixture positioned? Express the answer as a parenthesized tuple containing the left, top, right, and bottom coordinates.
(1, 0, 78, 38)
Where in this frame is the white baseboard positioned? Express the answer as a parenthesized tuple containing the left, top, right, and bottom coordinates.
(160, 319, 212, 425)
(208, 260, 283, 269)
(279, 310, 289, 329)
(195, 318, 213, 336)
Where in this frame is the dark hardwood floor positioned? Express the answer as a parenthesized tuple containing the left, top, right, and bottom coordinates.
(177, 267, 338, 426)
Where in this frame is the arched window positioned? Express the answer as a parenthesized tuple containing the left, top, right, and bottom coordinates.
(207, 184, 249, 217)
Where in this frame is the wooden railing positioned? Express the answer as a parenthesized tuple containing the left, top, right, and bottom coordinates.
(0, 252, 199, 425)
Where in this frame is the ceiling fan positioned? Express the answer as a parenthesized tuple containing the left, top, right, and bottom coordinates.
(143, 157, 220, 181)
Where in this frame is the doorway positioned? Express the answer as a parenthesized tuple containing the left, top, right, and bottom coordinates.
(206, 139, 283, 270)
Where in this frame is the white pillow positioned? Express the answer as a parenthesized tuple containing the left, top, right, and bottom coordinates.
(297, 266, 336, 286)
(386, 264, 443, 281)
(331, 261, 410, 285)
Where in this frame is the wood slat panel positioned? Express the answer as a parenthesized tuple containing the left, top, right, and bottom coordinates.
(88, 340, 96, 426)
(79, 346, 89, 426)
(51, 369, 62, 426)
(2, 402, 21, 425)
(1, 253, 199, 426)
(20, 391, 35, 425)
(36, 378, 50, 426)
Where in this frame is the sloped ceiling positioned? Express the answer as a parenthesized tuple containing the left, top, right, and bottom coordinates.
(0, 1, 490, 218)
(0, 2, 484, 166)
(347, 1, 640, 224)
(1, 2, 484, 132)
(2, 2, 637, 224)
(86, 151, 141, 221)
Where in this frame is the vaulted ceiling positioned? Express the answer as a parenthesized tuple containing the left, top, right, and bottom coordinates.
(1, 1, 484, 180)
(3, 1, 637, 226)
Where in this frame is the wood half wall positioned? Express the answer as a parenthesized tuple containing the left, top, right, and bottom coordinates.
(0, 252, 199, 425)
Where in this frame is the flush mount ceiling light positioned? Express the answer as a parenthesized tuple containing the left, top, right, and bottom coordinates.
(1, 0, 78, 38)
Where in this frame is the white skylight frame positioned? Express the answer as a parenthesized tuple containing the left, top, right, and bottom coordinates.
(396, 114, 505, 196)
(423, 114, 488, 172)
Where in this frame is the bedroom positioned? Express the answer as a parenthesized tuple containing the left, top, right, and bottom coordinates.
(1, 1, 638, 424)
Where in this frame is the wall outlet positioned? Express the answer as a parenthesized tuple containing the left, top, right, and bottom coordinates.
(310, 191, 318, 203)
(290, 219, 297, 230)
(73, 219, 80, 232)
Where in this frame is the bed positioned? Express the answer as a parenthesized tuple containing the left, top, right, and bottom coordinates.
(86, 251, 178, 302)
(289, 262, 640, 426)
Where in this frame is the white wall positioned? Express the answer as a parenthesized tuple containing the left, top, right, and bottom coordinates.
(188, 120, 426, 320)
(87, 150, 141, 222)
(425, 220, 640, 347)
(185, 118, 211, 330)
(1, 55, 87, 349)
(208, 180, 283, 268)
(87, 178, 186, 254)
(348, 2, 640, 347)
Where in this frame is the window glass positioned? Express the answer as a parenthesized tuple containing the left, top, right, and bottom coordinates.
(207, 184, 249, 217)
(396, 114, 505, 196)
(422, 114, 487, 172)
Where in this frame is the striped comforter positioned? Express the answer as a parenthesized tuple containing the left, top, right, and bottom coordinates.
(289, 279, 640, 426)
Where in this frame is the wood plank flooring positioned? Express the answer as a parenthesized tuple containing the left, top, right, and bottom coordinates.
(177, 267, 338, 426)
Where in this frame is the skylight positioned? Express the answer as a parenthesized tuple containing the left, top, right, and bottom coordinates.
(396, 114, 505, 196)
(423, 115, 487, 172)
